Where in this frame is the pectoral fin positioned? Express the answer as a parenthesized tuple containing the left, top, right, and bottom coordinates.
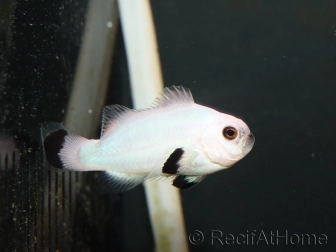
(162, 148, 184, 174)
(172, 175, 206, 190)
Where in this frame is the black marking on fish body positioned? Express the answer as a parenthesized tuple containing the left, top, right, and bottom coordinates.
(43, 129, 68, 169)
(172, 175, 199, 189)
(162, 148, 184, 174)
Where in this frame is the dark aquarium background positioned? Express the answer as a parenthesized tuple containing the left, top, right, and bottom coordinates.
(1, 0, 336, 251)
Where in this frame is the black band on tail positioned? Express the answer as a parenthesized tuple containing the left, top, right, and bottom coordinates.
(43, 129, 68, 169)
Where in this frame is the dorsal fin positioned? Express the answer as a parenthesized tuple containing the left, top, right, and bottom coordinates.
(101, 104, 132, 137)
(152, 86, 194, 107)
(101, 86, 193, 137)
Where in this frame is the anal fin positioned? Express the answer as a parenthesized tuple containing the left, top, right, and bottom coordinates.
(102, 171, 147, 193)
(172, 175, 205, 190)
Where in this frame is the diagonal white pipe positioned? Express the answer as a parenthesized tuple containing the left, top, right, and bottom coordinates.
(118, 1, 188, 251)
(65, 0, 118, 137)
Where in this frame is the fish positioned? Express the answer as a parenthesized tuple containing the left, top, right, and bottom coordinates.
(41, 86, 255, 193)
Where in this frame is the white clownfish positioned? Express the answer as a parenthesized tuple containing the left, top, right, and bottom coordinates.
(42, 86, 255, 193)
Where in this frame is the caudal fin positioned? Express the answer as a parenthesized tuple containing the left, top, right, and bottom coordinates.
(41, 122, 88, 171)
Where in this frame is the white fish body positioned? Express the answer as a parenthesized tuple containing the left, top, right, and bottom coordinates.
(42, 86, 255, 192)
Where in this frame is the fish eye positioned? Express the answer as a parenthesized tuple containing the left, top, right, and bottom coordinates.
(223, 126, 238, 140)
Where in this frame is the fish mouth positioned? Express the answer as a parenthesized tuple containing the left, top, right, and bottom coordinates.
(242, 133, 255, 154)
